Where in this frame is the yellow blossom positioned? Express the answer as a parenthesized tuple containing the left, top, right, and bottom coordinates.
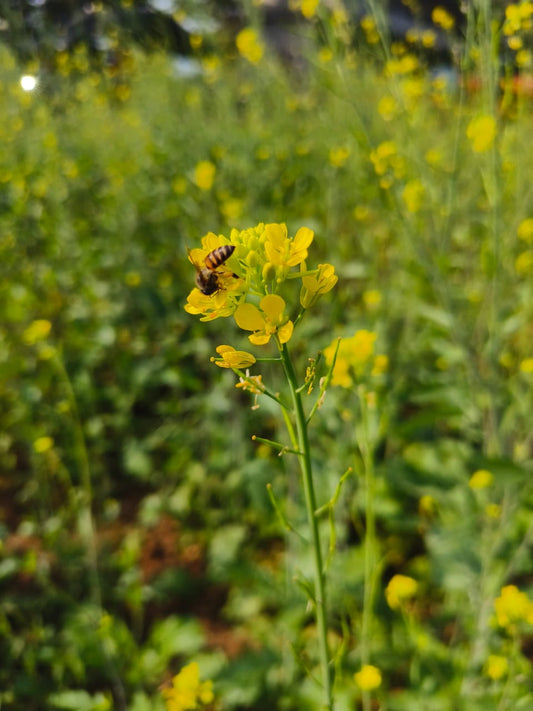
(363, 290, 382, 308)
(385, 54, 419, 76)
(125, 271, 141, 287)
(23, 319, 52, 345)
(354, 664, 382, 691)
(194, 160, 216, 191)
(162, 662, 214, 711)
(378, 95, 398, 121)
(515, 250, 533, 274)
(466, 115, 497, 153)
(419, 494, 437, 517)
(372, 354, 388, 376)
(318, 47, 333, 64)
(486, 503, 501, 519)
(33, 436, 54, 453)
(432, 7, 455, 30)
(300, 263, 338, 308)
(236, 27, 264, 64)
(469, 469, 494, 490)
(211, 345, 256, 369)
(517, 217, 533, 242)
(494, 585, 533, 630)
(234, 294, 294, 345)
(328, 147, 350, 168)
(520, 358, 533, 373)
(516, 49, 532, 67)
(300, 0, 319, 19)
(485, 654, 509, 681)
(385, 574, 418, 610)
(323, 330, 377, 387)
(264, 223, 314, 270)
(402, 179, 425, 213)
(507, 35, 523, 50)
(361, 15, 379, 44)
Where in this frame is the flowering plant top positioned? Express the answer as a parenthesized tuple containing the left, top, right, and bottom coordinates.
(185, 222, 337, 351)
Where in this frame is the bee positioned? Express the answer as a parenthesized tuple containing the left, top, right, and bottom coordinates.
(190, 244, 236, 296)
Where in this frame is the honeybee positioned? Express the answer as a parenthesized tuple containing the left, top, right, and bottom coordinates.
(190, 244, 236, 296)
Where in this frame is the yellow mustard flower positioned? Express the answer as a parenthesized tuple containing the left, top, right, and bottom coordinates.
(23, 319, 52, 345)
(485, 654, 509, 681)
(519, 357, 533, 373)
(354, 664, 382, 691)
(494, 585, 533, 630)
(324, 330, 377, 387)
(194, 160, 216, 191)
(300, 263, 338, 308)
(300, 0, 319, 19)
(162, 662, 214, 711)
(211, 345, 256, 369)
(264, 223, 314, 271)
(329, 147, 350, 168)
(486, 503, 501, 519)
(185, 223, 336, 330)
(361, 15, 379, 44)
(515, 250, 533, 275)
(378, 95, 398, 121)
(363, 289, 382, 309)
(235, 294, 293, 345)
(469, 469, 494, 490)
(432, 6, 455, 30)
(466, 115, 497, 153)
(33, 436, 54, 454)
(236, 27, 264, 64)
(385, 574, 418, 610)
(402, 179, 425, 213)
(517, 217, 533, 242)
(371, 354, 389, 376)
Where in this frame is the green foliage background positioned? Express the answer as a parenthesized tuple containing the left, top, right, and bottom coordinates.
(1, 3, 533, 710)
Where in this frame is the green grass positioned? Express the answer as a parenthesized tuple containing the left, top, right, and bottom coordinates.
(1, 3, 533, 709)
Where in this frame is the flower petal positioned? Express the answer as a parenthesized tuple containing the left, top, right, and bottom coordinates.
(259, 293, 286, 322)
(278, 320, 294, 343)
(249, 332, 271, 345)
(234, 303, 265, 331)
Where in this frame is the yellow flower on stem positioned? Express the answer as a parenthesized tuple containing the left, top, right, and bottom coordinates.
(264, 223, 314, 271)
(466, 115, 497, 153)
(162, 662, 214, 711)
(494, 585, 533, 630)
(300, 263, 338, 308)
(211, 345, 256, 369)
(184, 288, 239, 321)
(236, 27, 264, 64)
(385, 574, 418, 610)
(323, 330, 377, 387)
(193, 160, 216, 191)
(354, 664, 382, 691)
(234, 294, 294, 345)
(23, 319, 52, 344)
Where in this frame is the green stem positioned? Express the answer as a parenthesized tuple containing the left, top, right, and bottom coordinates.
(278, 339, 333, 710)
(358, 387, 377, 711)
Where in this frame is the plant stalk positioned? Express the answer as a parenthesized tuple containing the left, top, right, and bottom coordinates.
(278, 340, 333, 710)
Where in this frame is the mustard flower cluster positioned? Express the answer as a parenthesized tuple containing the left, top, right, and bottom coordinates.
(385, 574, 418, 610)
(503, 2, 533, 67)
(185, 223, 337, 364)
(162, 662, 214, 711)
(494, 585, 533, 632)
(323, 329, 388, 388)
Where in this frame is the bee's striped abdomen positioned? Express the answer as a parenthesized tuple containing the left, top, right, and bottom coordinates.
(204, 244, 235, 270)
